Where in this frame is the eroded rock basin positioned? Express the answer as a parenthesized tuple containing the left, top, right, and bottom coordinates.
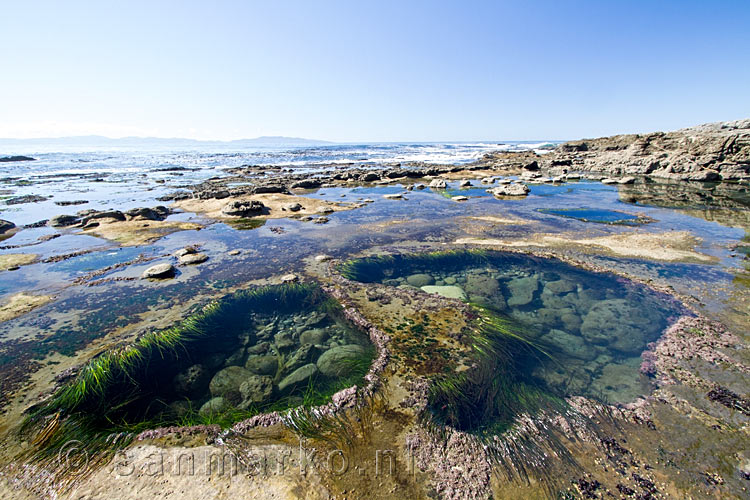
(343, 250, 686, 406)
(22, 283, 375, 461)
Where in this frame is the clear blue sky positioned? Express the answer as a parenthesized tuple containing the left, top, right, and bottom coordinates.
(2, 1, 748, 141)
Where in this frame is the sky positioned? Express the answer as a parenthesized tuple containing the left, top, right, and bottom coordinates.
(1, 1, 749, 142)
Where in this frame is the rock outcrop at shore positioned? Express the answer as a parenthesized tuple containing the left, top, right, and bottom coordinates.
(549, 119, 750, 181)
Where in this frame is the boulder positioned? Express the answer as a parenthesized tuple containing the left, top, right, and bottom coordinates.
(429, 179, 447, 189)
(222, 200, 265, 216)
(285, 343, 315, 372)
(580, 299, 651, 354)
(141, 263, 175, 279)
(278, 363, 319, 392)
(283, 202, 303, 212)
(541, 329, 596, 360)
(0, 155, 36, 162)
(209, 366, 253, 397)
(173, 364, 210, 398)
(459, 180, 472, 187)
(299, 328, 329, 345)
(406, 273, 434, 287)
(0, 219, 16, 234)
(317, 344, 366, 377)
(48, 214, 80, 227)
(239, 375, 273, 404)
(274, 331, 296, 350)
(245, 355, 279, 376)
(464, 274, 499, 297)
(179, 253, 208, 265)
(487, 183, 530, 197)
(506, 275, 539, 307)
(544, 279, 576, 295)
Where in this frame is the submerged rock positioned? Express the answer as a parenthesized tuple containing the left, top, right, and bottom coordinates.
(541, 329, 596, 360)
(580, 299, 654, 354)
(278, 363, 318, 392)
(464, 274, 500, 297)
(239, 375, 274, 404)
(406, 273, 435, 287)
(141, 263, 175, 279)
(317, 344, 366, 377)
(299, 328, 329, 345)
(506, 275, 539, 306)
(199, 396, 230, 416)
(420, 285, 467, 300)
(173, 364, 210, 398)
(209, 366, 253, 397)
(245, 355, 279, 376)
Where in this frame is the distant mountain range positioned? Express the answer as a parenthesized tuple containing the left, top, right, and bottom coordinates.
(0, 135, 333, 148)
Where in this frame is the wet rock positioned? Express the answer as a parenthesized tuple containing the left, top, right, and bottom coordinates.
(314, 254, 332, 262)
(209, 366, 253, 397)
(506, 275, 539, 306)
(81, 210, 126, 223)
(313, 216, 329, 224)
(487, 183, 530, 197)
(199, 396, 230, 416)
(173, 364, 210, 398)
(317, 344, 366, 377)
(239, 375, 274, 404)
(291, 179, 321, 189)
(421, 285, 467, 300)
(228, 249, 241, 256)
(278, 363, 319, 392)
(280, 273, 298, 283)
(459, 180, 472, 187)
(481, 177, 495, 184)
(406, 273, 435, 287)
(541, 329, 596, 360)
(0, 220, 15, 234)
(245, 355, 279, 376)
(429, 179, 447, 189)
(5, 195, 48, 205)
(124, 206, 170, 221)
(54, 200, 88, 206)
(451, 196, 469, 201)
(141, 263, 175, 279)
(0, 155, 35, 162)
(221, 199, 265, 216)
(179, 252, 208, 265)
(48, 214, 80, 227)
(282, 202, 303, 212)
(383, 193, 404, 200)
(173, 246, 198, 257)
(300, 328, 329, 345)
